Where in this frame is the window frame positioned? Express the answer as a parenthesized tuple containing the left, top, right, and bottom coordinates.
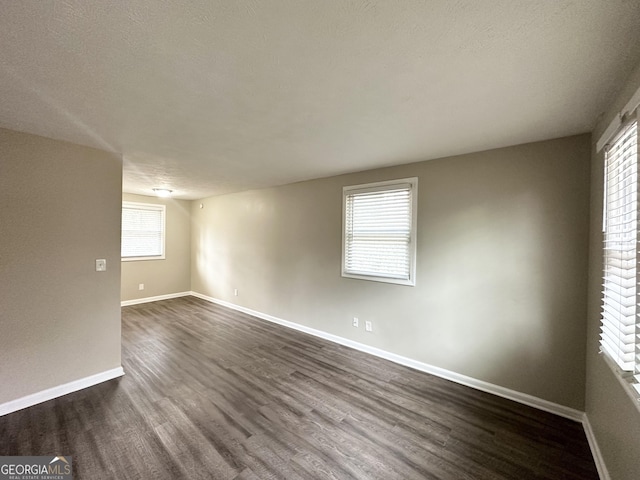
(121, 201, 166, 262)
(341, 177, 418, 286)
(599, 117, 640, 406)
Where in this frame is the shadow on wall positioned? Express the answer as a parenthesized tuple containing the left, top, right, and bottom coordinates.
(190, 136, 589, 408)
(428, 190, 562, 382)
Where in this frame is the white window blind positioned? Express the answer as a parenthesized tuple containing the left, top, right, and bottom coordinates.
(601, 120, 638, 374)
(122, 202, 166, 260)
(342, 178, 417, 285)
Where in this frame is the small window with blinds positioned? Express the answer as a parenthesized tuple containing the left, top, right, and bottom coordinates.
(601, 120, 639, 394)
(121, 202, 166, 261)
(342, 178, 418, 286)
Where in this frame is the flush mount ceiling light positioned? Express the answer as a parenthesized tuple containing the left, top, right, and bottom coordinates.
(153, 188, 173, 198)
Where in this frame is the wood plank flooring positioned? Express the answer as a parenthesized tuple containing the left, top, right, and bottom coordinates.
(0, 296, 598, 479)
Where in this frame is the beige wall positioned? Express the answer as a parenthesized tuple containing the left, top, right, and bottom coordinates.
(0, 128, 122, 404)
(586, 61, 640, 480)
(121, 193, 191, 302)
(192, 134, 591, 410)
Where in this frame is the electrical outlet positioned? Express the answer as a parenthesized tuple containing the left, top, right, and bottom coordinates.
(365, 321, 373, 332)
(139, 284, 144, 291)
(352, 317, 359, 327)
(234, 289, 238, 296)
(95, 259, 106, 272)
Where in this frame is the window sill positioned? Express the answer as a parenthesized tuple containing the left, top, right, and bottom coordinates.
(122, 256, 165, 262)
(341, 271, 415, 286)
(600, 351, 640, 413)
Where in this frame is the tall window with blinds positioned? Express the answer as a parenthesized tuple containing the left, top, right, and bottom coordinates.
(342, 178, 418, 286)
(121, 202, 166, 261)
(601, 120, 639, 394)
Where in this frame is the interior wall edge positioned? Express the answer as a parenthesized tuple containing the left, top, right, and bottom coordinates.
(189, 291, 585, 422)
(0, 367, 124, 417)
(582, 414, 612, 480)
(121, 291, 191, 307)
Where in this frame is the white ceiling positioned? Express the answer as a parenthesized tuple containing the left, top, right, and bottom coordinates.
(1, 1, 640, 200)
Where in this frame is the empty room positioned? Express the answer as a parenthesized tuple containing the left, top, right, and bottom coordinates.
(1, 1, 640, 479)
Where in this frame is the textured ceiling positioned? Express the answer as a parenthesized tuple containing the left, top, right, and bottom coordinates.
(1, 1, 640, 200)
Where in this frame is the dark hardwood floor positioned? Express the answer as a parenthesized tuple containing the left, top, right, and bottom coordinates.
(0, 296, 598, 479)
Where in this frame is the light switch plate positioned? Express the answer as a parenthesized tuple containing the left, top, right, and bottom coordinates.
(96, 259, 107, 272)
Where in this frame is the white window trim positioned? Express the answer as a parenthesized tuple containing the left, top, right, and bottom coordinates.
(341, 177, 418, 286)
(121, 201, 166, 262)
(600, 350, 640, 413)
(599, 113, 640, 408)
(596, 83, 640, 152)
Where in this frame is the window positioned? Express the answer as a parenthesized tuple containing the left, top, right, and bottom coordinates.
(601, 119, 640, 395)
(121, 202, 166, 261)
(342, 178, 418, 285)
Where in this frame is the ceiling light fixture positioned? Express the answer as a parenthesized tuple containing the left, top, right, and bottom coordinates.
(153, 188, 173, 198)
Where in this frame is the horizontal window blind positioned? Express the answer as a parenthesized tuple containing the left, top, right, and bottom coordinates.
(344, 183, 413, 281)
(601, 120, 638, 372)
(122, 203, 165, 259)
(636, 122, 640, 394)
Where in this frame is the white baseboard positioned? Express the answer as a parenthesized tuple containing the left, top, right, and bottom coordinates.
(583, 415, 611, 480)
(189, 291, 584, 422)
(0, 366, 124, 417)
(121, 291, 191, 307)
